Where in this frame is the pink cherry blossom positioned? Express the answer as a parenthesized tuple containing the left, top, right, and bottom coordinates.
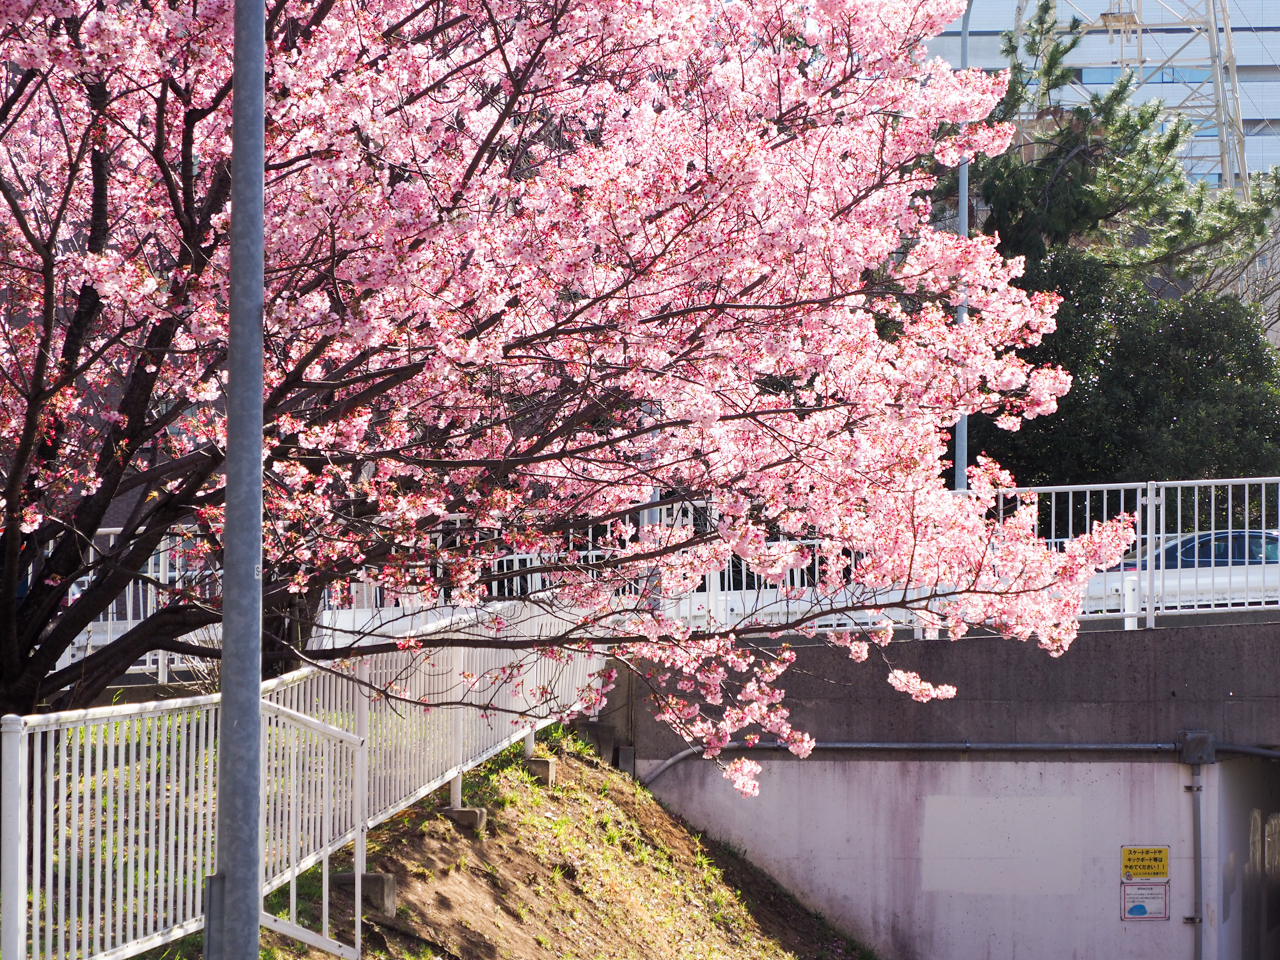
(0, 0, 1131, 792)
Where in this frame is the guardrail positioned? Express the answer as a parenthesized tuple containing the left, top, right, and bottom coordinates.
(1014, 477, 1280, 625)
(0, 629, 604, 960)
(60, 478, 1280, 686)
(638, 478, 1280, 630)
(64, 532, 552, 683)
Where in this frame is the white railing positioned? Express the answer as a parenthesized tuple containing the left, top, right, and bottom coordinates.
(994, 480, 1149, 623)
(61, 528, 197, 681)
(660, 554, 909, 632)
(1013, 477, 1280, 625)
(664, 478, 1280, 629)
(64, 533, 566, 682)
(260, 700, 362, 955)
(58, 476, 1280, 690)
(634, 478, 1280, 630)
(1, 634, 604, 960)
(316, 478, 1280, 634)
(258, 681, 367, 958)
(0, 695, 220, 960)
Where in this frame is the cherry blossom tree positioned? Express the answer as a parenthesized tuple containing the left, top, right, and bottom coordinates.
(0, 0, 1129, 789)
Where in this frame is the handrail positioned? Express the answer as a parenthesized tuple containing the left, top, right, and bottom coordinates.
(20, 690, 221, 728)
(1, 644, 605, 960)
(54, 474, 1280, 672)
(260, 700, 364, 746)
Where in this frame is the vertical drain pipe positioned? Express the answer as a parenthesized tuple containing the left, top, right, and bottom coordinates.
(1187, 762, 1206, 960)
(1178, 733, 1214, 960)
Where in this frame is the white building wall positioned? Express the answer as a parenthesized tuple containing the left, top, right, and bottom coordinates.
(646, 757, 1219, 960)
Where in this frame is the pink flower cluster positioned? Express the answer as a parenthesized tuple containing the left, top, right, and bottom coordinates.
(0, 0, 1131, 792)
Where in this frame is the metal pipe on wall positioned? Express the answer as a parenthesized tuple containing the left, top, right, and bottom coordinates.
(1188, 763, 1204, 960)
(642, 738, 1280, 787)
(641, 739, 1182, 786)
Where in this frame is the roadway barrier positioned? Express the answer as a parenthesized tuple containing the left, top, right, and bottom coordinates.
(61, 477, 1280, 689)
(1014, 478, 1280, 625)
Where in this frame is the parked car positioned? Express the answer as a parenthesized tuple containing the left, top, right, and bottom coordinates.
(1119, 530, 1280, 570)
(1086, 530, 1280, 614)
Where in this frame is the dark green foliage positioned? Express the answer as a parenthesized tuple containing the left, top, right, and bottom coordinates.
(942, 1, 1280, 485)
(969, 252, 1280, 484)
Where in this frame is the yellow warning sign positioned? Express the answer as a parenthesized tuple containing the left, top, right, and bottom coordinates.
(1122, 846, 1169, 881)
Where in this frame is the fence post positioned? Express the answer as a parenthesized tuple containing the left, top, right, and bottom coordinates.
(705, 564, 717, 626)
(1146, 481, 1158, 628)
(354, 659, 369, 958)
(2, 715, 28, 960)
(450, 645, 464, 809)
(1123, 576, 1139, 631)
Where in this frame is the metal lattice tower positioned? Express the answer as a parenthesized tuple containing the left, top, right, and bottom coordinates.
(1018, 0, 1250, 195)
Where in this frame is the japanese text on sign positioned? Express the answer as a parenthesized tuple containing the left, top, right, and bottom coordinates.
(1122, 883, 1170, 920)
(1121, 846, 1169, 881)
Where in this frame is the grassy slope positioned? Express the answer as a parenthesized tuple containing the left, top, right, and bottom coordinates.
(151, 731, 875, 960)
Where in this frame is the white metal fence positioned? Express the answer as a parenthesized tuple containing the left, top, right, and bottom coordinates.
(0, 697, 220, 960)
(659, 477, 1280, 629)
(1, 636, 603, 960)
(65, 538, 566, 684)
(55, 476, 1280, 695)
(332, 477, 1280, 633)
(676, 478, 1280, 630)
(1012, 477, 1280, 625)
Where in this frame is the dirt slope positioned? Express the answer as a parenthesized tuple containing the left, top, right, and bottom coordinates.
(154, 731, 875, 960)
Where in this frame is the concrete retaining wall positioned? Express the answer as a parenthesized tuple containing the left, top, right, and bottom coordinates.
(650, 756, 1207, 959)
(598, 620, 1280, 959)
(647, 754, 1280, 960)
(608, 621, 1280, 758)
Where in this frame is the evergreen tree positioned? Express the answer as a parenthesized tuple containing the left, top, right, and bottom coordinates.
(944, 0, 1280, 278)
(947, 1, 1280, 486)
(968, 252, 1280, 485)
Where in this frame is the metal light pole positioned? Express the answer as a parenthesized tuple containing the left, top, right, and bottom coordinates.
(204, 0, 265, 954)
(954, 0, 974, 492)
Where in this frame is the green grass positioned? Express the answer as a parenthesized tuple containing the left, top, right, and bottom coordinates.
(262, 864, 326, 932)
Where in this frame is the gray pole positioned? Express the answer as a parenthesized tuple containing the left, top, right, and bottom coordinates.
(954, 0, 974, 492)
(205, 0, 265, 954)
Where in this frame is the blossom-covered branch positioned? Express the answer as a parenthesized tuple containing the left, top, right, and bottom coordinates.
(0, 0, 1129, 792)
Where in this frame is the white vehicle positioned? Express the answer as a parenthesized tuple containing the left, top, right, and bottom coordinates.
(1085, 530, 1280, 615)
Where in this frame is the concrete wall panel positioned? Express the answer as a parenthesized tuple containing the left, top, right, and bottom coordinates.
(649, 758, 1213, 960)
